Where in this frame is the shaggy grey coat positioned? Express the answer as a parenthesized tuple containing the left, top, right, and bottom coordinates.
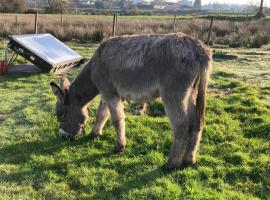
(51, 32, 212, 170)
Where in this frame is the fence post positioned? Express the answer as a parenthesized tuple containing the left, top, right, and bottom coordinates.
(34, 12, 38, 34)
(15, 15, 18, 25)
(116, 14, 118, 31)
(61, 11, 63, 26)
(207, 16, 214, 45)
(173, 13, 176, 31)
(112, 14, 117, 36)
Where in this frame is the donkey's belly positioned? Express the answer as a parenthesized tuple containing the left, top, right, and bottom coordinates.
(110, 67, 160, 102)
(115, 83, 160, 102)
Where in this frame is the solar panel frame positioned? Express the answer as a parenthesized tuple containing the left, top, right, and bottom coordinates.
(7, 33, 85, 73)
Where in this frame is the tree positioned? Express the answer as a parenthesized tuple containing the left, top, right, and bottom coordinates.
(194, 0, 201, 9)
(257, 0, 265, 17)
(47, 0, 70, 13)
(95, 1, 104, 9)
(72, 0, 80, 13)
(259, 0, 264, 14)
(0, 0, 28, 13)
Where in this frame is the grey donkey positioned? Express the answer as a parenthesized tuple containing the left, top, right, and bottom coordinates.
(50, 33, 212, 170)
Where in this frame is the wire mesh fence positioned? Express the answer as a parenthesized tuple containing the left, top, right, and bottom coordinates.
(0, 13, 269, 47)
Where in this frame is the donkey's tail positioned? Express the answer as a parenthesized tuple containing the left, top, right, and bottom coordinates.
(195, 49, 212, 131)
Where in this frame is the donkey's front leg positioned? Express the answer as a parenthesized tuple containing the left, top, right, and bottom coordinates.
(90, 98, 110, 140)
(105, 96, 126, 153)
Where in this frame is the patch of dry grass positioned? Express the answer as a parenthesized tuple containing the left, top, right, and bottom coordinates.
(0, 14, 269, 46)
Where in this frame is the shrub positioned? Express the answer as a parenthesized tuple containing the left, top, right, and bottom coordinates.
(91, 30, 105, 42)
(229, 34, 251, 48)
(0, 0, 28, 13)
(250, 34, 270, 48)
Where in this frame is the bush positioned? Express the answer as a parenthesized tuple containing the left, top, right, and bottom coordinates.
(0, 0, 28, 13)
(229, 34, 251, 48)
(250, 34, 270, 48)
(91, 30, 106, 42)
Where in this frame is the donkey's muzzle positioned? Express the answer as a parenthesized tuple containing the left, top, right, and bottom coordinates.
(59, 128, 75, 141)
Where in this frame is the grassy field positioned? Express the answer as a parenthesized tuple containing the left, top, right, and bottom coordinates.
(0, 41, 270, 199)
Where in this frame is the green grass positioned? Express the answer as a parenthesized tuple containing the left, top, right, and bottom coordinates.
(0, 42, 270, 199)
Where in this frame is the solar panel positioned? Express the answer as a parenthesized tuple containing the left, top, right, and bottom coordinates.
(7, 33, 85, 73)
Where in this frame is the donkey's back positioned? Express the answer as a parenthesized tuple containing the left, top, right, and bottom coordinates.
(90, 33, 211, 103)
(93, 33, 210, 71)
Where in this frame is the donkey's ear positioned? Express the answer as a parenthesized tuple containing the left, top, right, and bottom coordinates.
(60, 77, 70, 91)
(50, 81, 64, 104)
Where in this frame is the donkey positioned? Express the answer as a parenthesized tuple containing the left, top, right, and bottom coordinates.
(50, 33, 212, 170)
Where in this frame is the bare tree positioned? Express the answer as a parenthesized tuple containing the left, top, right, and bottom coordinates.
(259, 0, 264, 14)
(0, 0, 28, 13)
(47, 0, 70, 13)
(257, 0, 265, 17)
(71, 0, 80, 13)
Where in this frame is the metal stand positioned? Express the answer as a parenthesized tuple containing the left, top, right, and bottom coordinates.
(3, 44, 18, 66)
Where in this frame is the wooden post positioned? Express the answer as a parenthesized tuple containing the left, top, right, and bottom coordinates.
(245, 13, 249, 26)
(116, 14, 118, 31)
(173, 14, 176, 31)
(34, 12, 38, 34)
(112, 14, 117, 36)
(15, 15, 18, 25)
(61, 11, 63, 26)
(207, 16, 214, 45)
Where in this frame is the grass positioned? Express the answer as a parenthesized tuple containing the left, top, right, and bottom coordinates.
(0, 41, 270, 199)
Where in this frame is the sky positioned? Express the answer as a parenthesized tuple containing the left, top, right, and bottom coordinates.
(153, 0, 269, 6)
(201, 0, 268, 6)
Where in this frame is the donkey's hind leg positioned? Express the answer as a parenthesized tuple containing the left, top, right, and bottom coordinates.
(183, 96, 201, 166)
(103, 96, 126, 153)
(135, 102, 148, 116)
(90, 98, 110, 140)
(161, 88, 192, 171)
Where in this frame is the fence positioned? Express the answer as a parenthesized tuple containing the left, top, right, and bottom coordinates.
(0, 13, 269, 47)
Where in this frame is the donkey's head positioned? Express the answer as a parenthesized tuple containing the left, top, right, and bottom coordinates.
(50, 78, 89, 140)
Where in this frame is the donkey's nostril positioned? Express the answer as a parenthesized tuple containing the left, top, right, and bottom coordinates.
(61, 134, 74, 141)
(59, 129, 74, 141)
(59, 128, 66, 137)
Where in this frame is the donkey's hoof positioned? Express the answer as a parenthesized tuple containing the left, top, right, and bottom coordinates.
(161, 162, 185, 172)
(161, 164, 176, 173)
(182, 159, 197, 167)
(114, 144, 126, 154)
(89, 132, 100, 141)
(61, 134, 75, 141)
